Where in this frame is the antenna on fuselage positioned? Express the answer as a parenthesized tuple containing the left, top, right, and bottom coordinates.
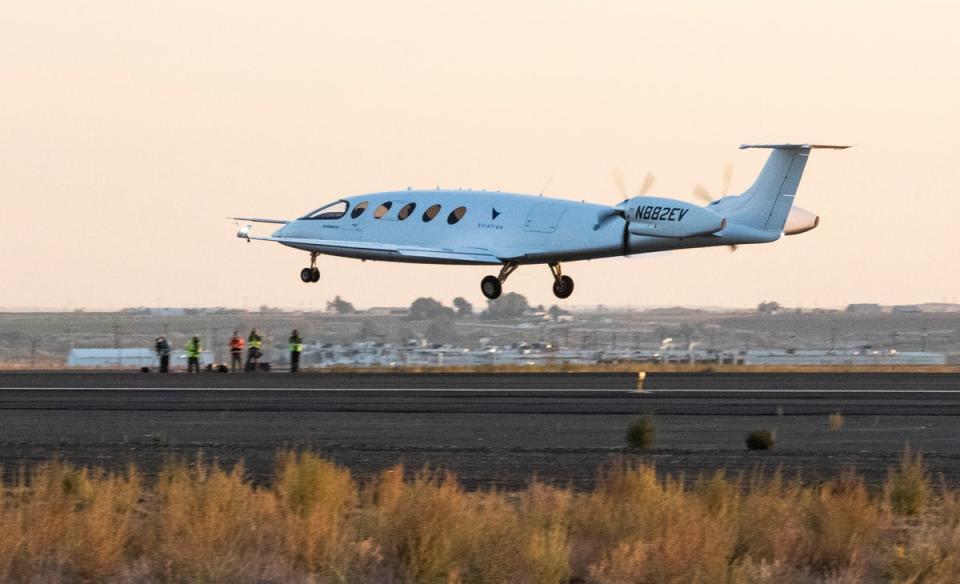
(539, 176, 554, 196)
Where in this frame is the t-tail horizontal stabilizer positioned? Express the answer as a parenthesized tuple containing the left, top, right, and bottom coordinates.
(739, 144, 851, 150)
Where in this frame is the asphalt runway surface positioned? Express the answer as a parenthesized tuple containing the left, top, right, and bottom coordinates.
(1, 370, 959, 489)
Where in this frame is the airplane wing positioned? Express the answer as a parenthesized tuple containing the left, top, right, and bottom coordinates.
(229, 217, 290, 224)
(243, 234, 504, 265)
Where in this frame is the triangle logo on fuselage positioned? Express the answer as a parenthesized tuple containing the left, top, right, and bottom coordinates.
(492, 208, 501, 220)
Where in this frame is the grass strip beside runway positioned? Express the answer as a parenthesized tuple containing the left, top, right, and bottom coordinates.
(0, 449, 953, 583)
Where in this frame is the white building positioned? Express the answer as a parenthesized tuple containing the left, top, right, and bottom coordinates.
(67, 348, 216, 368)
(743, 350, 947, 366)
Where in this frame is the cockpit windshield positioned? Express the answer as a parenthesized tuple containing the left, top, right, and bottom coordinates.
(304, 200, 350, 220)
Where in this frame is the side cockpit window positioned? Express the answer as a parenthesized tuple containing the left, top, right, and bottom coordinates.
(305, 200, 349, 220)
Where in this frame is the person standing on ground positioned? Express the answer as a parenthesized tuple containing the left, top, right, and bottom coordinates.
(288, 329, 304, 373)
(186, 335, 202, 373)
(229, 331, 244, 372)
(154, 336, 171, 373)
(246, 329, 263, 371)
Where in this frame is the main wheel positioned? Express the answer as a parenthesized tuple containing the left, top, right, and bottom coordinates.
(310, 267, 320, 282)
(300, 268, 314, 283)
(552, 275, 574, 299)
(481, 275, 502, 299)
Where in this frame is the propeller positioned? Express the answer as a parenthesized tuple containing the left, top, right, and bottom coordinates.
(692, 163, 734, 204)
(593, 202, 630, 254)
(611, 168, 656, 199)
(601, 167, 657, 255)
(691, 163, 737, 252)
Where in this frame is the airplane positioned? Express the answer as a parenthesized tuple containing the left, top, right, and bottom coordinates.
(233, 143, 847, 300)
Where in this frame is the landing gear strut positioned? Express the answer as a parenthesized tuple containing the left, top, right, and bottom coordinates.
(300, 252, 320, 283)
(480, 262, 518, 300)
(549, 263, 574, 299)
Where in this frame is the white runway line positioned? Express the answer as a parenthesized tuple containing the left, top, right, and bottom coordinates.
(647, 389, 960, 393)
(0, 387, 638, 392)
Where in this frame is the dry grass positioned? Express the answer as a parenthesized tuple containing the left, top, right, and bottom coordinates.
(0, 451, 954, 582)
(829, 412, 846, 431)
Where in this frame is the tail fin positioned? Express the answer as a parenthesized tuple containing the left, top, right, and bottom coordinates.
(724, 143, 848, 232)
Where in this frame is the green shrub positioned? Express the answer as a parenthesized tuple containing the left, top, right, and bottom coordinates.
(625, 414, 656, 451)
(886, 446, 930, 516)
(746, 429, 775, 451)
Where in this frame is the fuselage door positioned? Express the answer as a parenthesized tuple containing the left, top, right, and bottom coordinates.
(522, 203, 566, 233)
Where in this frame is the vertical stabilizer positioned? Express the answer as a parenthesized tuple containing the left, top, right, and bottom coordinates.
(724, 144, 848, 232)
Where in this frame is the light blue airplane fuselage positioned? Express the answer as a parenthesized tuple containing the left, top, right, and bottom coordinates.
(274, 188, 777, 265)
(235, 144, 846, 298)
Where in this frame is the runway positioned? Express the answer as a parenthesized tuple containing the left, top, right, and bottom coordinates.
(0, 371, 958, 488)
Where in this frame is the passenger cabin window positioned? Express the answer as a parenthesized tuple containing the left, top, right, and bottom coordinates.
(306, 200, 349, 220)
(447, 206, 466, 225)
(373, 202, 393, 219)
(422, 204, 441, 222)
(351, 201, 369, 219)
(398, 202, 417, 220)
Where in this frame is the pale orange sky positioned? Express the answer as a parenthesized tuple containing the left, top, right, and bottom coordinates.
(3, 0, 959, 310)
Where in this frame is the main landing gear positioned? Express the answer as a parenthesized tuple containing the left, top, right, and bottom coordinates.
(299, 252, 320, 283)
(549, 262, 574, 299)
(479, 262, 575, 300)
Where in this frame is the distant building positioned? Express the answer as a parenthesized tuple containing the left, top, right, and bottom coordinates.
(846, 303, 882, 314)
(67, 348, 216, 369)
(743, 349, 946, 366)
(366, 307, 408, 316)
(147, 307, 186, 317)
(919, 303, 960, 313)
(892, 305, 922, 314)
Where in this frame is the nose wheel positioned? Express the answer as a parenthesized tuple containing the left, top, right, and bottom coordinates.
(480, 262, 518, 300)
(549, 263, 574, 299)
(300, 253, 321, 283)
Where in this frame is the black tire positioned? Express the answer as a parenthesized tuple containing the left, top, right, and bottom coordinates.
(310, 267, 320, 282)
(481, 275, 502, 299)
(300, 268, 314, 283)
(552, 275, 574, 299)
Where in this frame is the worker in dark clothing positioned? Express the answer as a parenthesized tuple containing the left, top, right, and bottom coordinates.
(154, 336, 171, 373)
(186, 336, 202, 373)
(246, 329, 263, 371)
(289, 329, 304, 373)
(229, 331, 245, 372)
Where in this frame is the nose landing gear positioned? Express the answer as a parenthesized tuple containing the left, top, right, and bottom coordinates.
(300, 252, 320, 283)
(549, 263, 574, 299)
(480, 262, 518, 300)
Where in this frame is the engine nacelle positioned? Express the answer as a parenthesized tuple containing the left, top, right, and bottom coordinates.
(623, 196, 726, 238)
(783, 206, 819, 235)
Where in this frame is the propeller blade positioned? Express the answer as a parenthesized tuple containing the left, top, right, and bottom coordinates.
(692, 183, 714, 204)
(593, 207, 625, 230)
(721, 164, 734, 196)
(622, 218, 631, 255)
(611, 168, 627, 198)
(638, 172, 656, 195)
